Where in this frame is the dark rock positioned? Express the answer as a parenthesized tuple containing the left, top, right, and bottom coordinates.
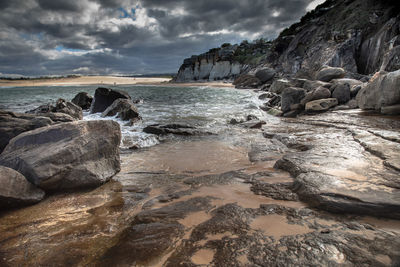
(350, 84, 363, 98)
(34, 112, 75, 123)
(357, 70, 400, 112)
(290, 103, 303, 111)
(143, 124, 207, 136)
(265, 95, 281, 107)
(270, 79, 291, 94)
(316, 67, 346, 82)
(0, 120, 121, 191)
(229, 118, 243, 125)
(233, 74, 261, 89)
(71, 92, 93, 110)
(246, 114, 258, 121)
(255, 68, 276, 83)
(258, 93, 274, 100)
(240, 120, 266, 129)
(27, 99, 83, 120)
(284, 109, 302, 118)
(281, 87, 306, 113)
(302, 80, 331, 92)
(0, 166, 45, 209)
(305, 98, 338, 112)
(331, 83, 351, 104)
(0, 110, 53, 154)
(101, 99, 141, 125)
(54, 99, 83, 120)
(90, 87, 131, 114)
(300, 86, 331, 105)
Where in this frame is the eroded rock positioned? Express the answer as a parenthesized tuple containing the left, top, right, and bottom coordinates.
(90, 87, 131, 114)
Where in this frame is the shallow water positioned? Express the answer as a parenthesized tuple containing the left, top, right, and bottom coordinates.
(0, 84, 265, 148)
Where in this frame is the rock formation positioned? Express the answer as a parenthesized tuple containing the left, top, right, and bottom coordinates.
(90, 87, 131, 114)
(0, 120, 121, 191)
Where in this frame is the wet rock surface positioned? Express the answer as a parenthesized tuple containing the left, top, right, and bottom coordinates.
(0, 120, 121, 191)
(143, 123, 211, 136)
(90, 87, 131, 114)
(101, 98, 141, 125)
(0, 111, 399, 266)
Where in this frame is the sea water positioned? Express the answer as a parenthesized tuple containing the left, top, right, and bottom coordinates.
(0, 84, 267, 148)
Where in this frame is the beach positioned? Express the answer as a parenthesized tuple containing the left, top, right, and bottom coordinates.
(0, 76, 234, 88)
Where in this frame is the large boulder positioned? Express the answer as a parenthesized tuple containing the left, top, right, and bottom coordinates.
(255, 68, 276, 83)
(269, 79, 291, 94)
(305, 98, 338, 112)
(71, 92, 93, 110)
(0, 110, 53, 154)
(357, 70, 400, 112)
(101, 99, 141, 125)
(331, 83, 351, 104)
(281, 87, 306, 113)
(233, 74, 261, 89)
(0, 120, 121, 191)
(316, 67, 346, 82)
(300, 86, 331, 105)
(302, 79, 331, 92)
(0, 166, 45, 209)
(90, 87, 131, 114)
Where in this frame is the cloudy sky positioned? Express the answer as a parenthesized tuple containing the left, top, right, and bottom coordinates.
(0, 0, 324, 76)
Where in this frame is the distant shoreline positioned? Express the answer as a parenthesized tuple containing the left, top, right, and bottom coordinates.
(0, 75, 234, 88)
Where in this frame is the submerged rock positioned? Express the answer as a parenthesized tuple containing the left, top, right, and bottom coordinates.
(71, 92, 93, 110)
(143, 124, 208, 136)
(0, 120, 121, 191)
(101, 99, 141, 125)
(0, 110, 53, 153)
(0, 166, 45, 209)
(90, 87, 131, 114)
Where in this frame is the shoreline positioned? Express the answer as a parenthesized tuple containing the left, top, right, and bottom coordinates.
(0, 75, 234, 88)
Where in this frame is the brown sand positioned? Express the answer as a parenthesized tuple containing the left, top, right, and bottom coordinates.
(0, 75, 233, 88)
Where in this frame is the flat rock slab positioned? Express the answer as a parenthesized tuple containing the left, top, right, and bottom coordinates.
(274, 113, 400, 219)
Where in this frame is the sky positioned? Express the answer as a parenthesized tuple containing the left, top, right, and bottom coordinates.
(0, 0, 325, 76)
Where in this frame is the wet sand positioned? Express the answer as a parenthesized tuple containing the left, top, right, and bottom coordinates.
(0, 76, 234, 88)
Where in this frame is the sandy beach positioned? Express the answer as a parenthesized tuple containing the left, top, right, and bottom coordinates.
(0, 76, 234, 88)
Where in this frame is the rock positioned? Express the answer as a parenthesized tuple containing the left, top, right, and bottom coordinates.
(258, 93, 274, 100)
(283, 109, 302, 118)
(270, 79, 291, 94)
(0, 166, 45, 209)
(346, 99, 358, 109)
(265, 95, 281, 107)
(229, 118, 243, 125)
(90, 87, 131, 114)
(0, 110, 53, 154)
(255, 68, 276, 83)
(381, 104, 400, 115)
(233, 74, 261, 89)
(246, 114, 258, 121)
(0, 120, 121, 191)
(27, 99, 83, 120)
(143, 124, 208, 136)
(350, 84, 363, 98)
(240, 120, 266, 129)
(300, 86, 331, 105)
(290, 104, 303, 111)
(316, 67, 346, 82)
(34, 112, 75, 123)
(281, 87, 306, 113)
(305, 98, 338, 112)
(302, 79, 331, 92)
(101, 99, 141, 125)
(54, 99, 83, 120)
(267, 108, 283, 117)
(331, 83, 351, 104)
(71, 92, 93, 110)
(357, 70, 400, 112)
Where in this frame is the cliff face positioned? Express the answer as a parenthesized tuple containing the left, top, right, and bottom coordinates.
(174, 45, 241, 82)
(268, 0, 400, 77)
(175, 0, 400, 81)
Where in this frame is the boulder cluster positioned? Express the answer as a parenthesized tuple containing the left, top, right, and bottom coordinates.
(0, 87, 141, 209)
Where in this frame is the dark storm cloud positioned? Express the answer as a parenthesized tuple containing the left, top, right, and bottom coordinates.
(0, 0, 323, 76)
